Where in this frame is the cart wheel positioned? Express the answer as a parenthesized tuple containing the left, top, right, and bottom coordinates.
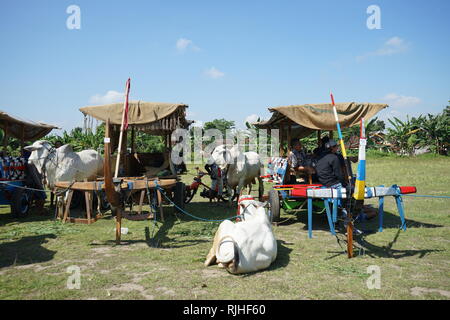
(269, 189, 280, 222)
(11, 189, 32, 218)
(174, 182, 186, 212)
(184, 187, 197, 204)
(220, 186, 236, 202)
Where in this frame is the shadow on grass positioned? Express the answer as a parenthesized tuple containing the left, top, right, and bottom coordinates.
(0, 234, 57, 268)
(91, 213, 210, 249)
(179, 201, 237, 221)
(0, 206, 55, 227)
(326, 228, 443, 260)
(282, 208, 443, 235)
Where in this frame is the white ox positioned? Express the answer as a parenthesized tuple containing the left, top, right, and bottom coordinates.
(211, 144, 264, 203)
(24, 140, 104, 189)
(204, 196, 277, 274)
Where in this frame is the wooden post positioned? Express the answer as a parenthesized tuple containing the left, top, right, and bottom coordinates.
(287, 122, 292, 154)
(279, 123, 284, 157)
(84, 193, 92, 223)
(157, 188, 164, 222)
(114, 78, 131, 178)
(131, 126, 135, 154)
(138, 190, 145, 215)
(63, 190, 74, 223)
(3, 124, 8, 153)
(115, 211, 122, 244)
(21, 125, 25, 150)
(105, 119, 124, 244)
(317, 130, 322, 147)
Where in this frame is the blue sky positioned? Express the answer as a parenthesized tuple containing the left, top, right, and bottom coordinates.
(0, 0, 449, 133)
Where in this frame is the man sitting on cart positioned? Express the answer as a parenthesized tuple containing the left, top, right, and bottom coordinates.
(288, 138, 315, 184)
(315, 139, 346, 188)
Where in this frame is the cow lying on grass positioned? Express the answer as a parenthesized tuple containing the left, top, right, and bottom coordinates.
(204, 196, 277, 274)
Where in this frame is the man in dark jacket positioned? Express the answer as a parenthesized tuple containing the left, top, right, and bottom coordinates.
(315, 139, 346, 188)
(288, 139, 315, 183)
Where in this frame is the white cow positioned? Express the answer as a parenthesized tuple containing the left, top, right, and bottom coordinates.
(210, 144, 264, 204)
(204, 196, 277, 274)
(24, 140, 104, 189)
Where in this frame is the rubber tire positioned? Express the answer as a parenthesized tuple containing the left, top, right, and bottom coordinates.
(11, 189, 31, 218)
(174, 182, 186, 212)
(221, 186, 237, 202)
(184, 188, 197, 204)
(269, 189, 281, 222)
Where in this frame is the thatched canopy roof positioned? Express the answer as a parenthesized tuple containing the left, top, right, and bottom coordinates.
(0, 110, 59, 141)
(254, 102, 388, 139)
(79, 101, 193, 135)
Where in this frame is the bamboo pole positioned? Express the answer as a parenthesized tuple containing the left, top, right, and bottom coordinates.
(330, 92, 353, 258)
(114, 78, 131, 178)
(104, 119, 123, 244)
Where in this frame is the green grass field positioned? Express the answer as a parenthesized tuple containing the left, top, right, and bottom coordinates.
(0, 155, 449, 300)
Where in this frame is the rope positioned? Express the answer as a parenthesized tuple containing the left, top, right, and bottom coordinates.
(0, 181, 50, 193)
(145, 178, 158, 243)
(155, 185, 242, 223)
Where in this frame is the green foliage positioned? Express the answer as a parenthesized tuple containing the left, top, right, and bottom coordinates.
(42, 123, 166, 154)
(132, 131, 165, 153)
(45, 125, 105, 153)
(203, 118, 235, 135)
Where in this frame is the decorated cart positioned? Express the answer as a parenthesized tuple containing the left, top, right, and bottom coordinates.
(0, 110, 58, 217)
(255, 100, 417, 257)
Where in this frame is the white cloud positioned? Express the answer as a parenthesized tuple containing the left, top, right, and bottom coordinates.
(357, 36, 409, 62)
(176, 38, 200, 52)
(204, 67, 225, 79)
(245, 114, 260, 124)
(89, 90, 123, 104)
(382, 93, 421, 108)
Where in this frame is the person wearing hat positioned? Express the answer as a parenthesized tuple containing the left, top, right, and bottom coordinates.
(315, 139, 346, 188)
(288, 138, 315, 183)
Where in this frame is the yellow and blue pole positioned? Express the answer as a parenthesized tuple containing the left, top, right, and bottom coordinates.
(330, 92, 354, 258)
(353, 118, 366, 201)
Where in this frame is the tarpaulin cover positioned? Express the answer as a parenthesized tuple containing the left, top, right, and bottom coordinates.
(0, 110, 59, 141)
(255, 102, 388, 136)
(79, 101, 191, 135)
